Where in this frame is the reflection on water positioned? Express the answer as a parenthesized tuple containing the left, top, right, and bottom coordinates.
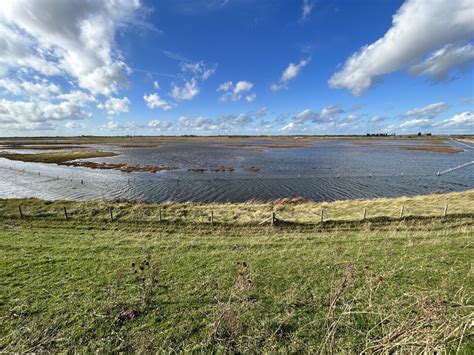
(0, 139, 473, 202)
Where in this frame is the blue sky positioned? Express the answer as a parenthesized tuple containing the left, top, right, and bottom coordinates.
(0, 0, 473, 136)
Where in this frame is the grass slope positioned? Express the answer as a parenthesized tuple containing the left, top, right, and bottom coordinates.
(0, 191, 473, 352)
(0, 150, 117, 164)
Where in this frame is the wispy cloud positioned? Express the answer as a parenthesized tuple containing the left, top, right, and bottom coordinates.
(301, 0, 314, 21)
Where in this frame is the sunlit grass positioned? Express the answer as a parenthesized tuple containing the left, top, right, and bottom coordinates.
(1, 189, 472, 224)
(0, 191, 473, 352)
(0, 150, 117, 164)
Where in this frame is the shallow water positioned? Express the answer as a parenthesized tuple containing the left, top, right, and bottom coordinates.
(0, 139, 473, 202)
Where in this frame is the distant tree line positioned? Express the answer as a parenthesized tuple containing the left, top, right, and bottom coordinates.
(366, 133, 394, 137)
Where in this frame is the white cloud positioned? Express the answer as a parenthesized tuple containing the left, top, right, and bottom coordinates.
(0, 98, 91, 130)
(168, 60, 216, 102)
(404, 102, 450, 119)
(436, 111, 474, 128)
(57, 91, 95, 105)
(0, 78, 61, 99)
(271, 58, 310, 91)
(385, 111, 474, 132)
(281, 105, 344, 131)
(0, 78, 22, 95)
(102, 120, 122, 130)
(218, 81, 233, 92)
(0, 23, 62, 77)
(148, 119, 172, 130)
(177, 109, 266, 132)
(170, 79, 199, 101)
(329, 0, 474, 95)
(65, 121, 85, 129)
(97, 97, 130, 115)
(0, 0, 142, 96)
(100, 120, 142, 131)
(245, 93, 257, 102)
(370, 115, 386, 123)
(320, 105, 344, 120)
(301, 0, 314, 21)
(143, 93, 173, 110)
(181, 61, 216, 80)
(153, 81, 160, 90)
(399, 118, 432, 129)
(218, 80, 255, 102)
(409, 43, 474, 82)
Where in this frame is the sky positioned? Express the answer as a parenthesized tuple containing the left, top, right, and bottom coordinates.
(0, 0, 473, 137)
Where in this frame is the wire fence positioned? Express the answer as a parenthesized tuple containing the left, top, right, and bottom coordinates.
(3, 200, 470, 228)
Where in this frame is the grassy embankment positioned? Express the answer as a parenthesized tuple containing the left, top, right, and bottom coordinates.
(1, 190, 473, 352)
(0, 151, 178, 173)
(0, 150, 117, 164)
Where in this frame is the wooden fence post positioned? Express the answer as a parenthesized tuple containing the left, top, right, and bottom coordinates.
(443, 204, 448, 217)
(63, 207, 68, 220)
(159, 209, 162, 223)
(18, 205, 24, 219)
(109, 207, 114, 221)
(320, 209, 324, 223)
(271, 212, 275, 227)
(210, 211, 214, 226)
(400, 205, 404, 218)
(363, 207, 367, 220)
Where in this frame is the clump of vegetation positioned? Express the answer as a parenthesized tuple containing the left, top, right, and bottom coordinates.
(398, 145, 463, 154)
(211, 165, 235, 172)
(0, 151, 178, 172)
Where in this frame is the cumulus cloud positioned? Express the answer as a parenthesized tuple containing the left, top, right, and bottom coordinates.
(144, 93, 173, 110)
(65, 121, 85, 129)
(435, 111, 474, 128)
(404, 102, 450, 119)
(0, 78, 61, 99)
(57, 91, 96, 105)
(217, 80, 256, 102)
(0, 98, 91, 130)
(281, 105, 344, 131)
(0, 0, 142, 96)
(148, 119, 172, 130)
(245, 93, 257, 102)
(100, 119, 145, 131)
(271, 58, 310, 92)
(409, 43, 474, 82)
(386, 111, 473, 132)
(170, 78, 200, 101)
(399, 118, 432, 129)
(329, 0, 474, 95)
(177, 108, 268, 132)
(97, 97, 130, 115)
(169, 60, 216, 101)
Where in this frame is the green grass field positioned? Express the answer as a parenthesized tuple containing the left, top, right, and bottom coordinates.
(1, 191, 473, 352)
